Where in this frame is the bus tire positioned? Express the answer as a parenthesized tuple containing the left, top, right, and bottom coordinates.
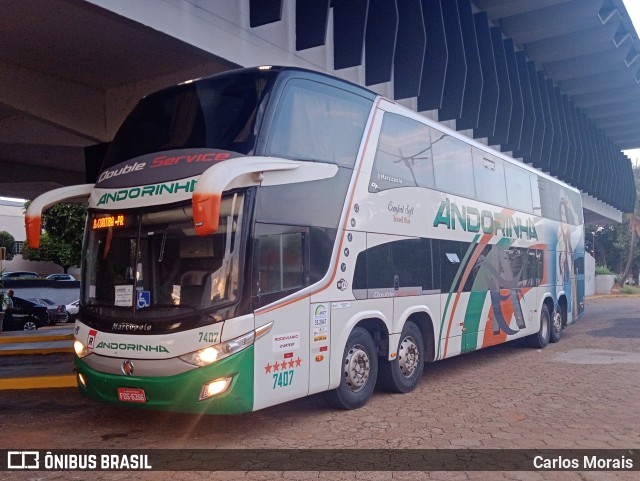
(378, 321, 424, 393)
(549, 307, 563, 343)
(527, 304, 550, 349)
(326, 327, 378, 410)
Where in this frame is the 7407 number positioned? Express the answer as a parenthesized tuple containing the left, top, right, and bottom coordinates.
(272, 370, 294, 389)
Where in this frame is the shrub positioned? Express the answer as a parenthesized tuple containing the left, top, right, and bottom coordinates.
(595, 265, 613, 275)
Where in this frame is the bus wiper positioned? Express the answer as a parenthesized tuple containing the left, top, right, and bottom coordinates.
(158, 228, 167, 262)
(180, 304, 219, 322)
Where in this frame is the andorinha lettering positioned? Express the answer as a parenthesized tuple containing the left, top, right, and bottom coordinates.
(97, 179, 196, 206)
(96, 341, 169, 353)
(150, 152, 230, 167)
(98, 162, 146, 183)
(433, 198, 538, 240)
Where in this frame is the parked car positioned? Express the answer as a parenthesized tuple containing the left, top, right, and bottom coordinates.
(65, 300, 79, 322)
(28, 298, 69, 325)
(1, 271, 40, 280)
(45, 273, 76, 281)
(2, 296, 49, 331)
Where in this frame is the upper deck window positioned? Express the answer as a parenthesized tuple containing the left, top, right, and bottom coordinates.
(369, 113, 434, 192)
(102, 72, 273, 170)
(267, 79, 373, 168)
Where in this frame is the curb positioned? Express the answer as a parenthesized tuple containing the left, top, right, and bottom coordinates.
(0, 331, 74, 356)
(0, 328, 76, 390)
(0, 374, 77, 390)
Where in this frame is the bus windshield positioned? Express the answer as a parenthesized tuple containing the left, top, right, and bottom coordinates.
(82, 194, 245, 319)
(101, 71, 274, 170)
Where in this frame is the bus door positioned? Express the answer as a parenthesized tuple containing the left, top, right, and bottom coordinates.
(252, 225, 311, 410)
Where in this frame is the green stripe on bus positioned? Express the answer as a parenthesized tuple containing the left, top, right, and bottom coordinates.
(461, 291, 487, 353)
(437, 234, 480, 359)
(75, 345, 255, 415)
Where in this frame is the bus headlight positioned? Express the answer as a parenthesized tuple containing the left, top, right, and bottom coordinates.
(179, 331, 255, 367)
(74, 340, 91, 358)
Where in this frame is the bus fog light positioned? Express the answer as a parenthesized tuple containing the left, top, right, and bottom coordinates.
(199, 377, 232, 400)
(74, 340, 91, 358)
(78, 373, 87, 388)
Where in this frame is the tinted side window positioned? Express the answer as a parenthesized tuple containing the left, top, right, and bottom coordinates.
(472, 148, 507, 207)
(431, 131, 475, 198)
(352, 238, 437, 299)
(504, 163, 533, 213)
(370, 113, 434, 192)
(267, 79, 372, 168)
(256, 232, 305, 295)
(438, 240, 464, 293)
(537, 177, 583, 225)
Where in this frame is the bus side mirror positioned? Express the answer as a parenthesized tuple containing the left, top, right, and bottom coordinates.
(192, 192, 222, 236)
(26, 216, 43, 249)
(25, 184, 94, 249)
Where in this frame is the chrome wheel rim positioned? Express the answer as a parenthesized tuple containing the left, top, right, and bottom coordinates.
(343, 344, 370, 392)
(553, 311, 562, 333)
(398, 335, 420, 378)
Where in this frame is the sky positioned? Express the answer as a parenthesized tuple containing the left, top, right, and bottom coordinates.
(2, 1, 640, 202)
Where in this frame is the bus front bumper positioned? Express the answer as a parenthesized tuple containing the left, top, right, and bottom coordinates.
(74, 345, 254, 414)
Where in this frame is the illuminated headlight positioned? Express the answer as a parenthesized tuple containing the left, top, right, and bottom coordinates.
(179, 331, 255, 367)
(74, 340, 91, 358)
(199, 377, 233, 400)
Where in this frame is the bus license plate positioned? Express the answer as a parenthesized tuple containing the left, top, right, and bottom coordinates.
(117, 387, 147, 403)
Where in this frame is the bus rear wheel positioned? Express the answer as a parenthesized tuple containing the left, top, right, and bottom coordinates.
(549, 306, 563, 343)
(378, 321, 424, 393)
(527, 304, 550, 349)
(326, 327, 378, 410)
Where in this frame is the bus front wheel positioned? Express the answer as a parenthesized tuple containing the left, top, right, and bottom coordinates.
(326, 327, 378, 410)
(527, 304, 551, 349)
(378, 321, 424, 393)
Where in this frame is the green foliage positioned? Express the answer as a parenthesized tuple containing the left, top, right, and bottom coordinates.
(620, 285, 637, 295)
(587, 164, 640, 280)
(0, 231, 16, 261)
(595, 265, 613, 275)
(21, 203, 87, 272)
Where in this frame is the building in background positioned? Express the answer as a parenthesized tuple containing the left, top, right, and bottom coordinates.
(0, 198, 75, 277)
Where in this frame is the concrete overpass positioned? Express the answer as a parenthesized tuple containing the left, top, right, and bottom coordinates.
(1, 0, 638, 224)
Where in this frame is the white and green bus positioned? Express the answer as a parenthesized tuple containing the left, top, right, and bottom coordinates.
(27, 66, 585, 413)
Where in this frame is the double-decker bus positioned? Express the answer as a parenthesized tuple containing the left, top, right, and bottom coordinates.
(26, 66, 584, 413)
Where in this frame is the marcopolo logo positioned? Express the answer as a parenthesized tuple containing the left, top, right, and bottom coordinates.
(433, 198, 538, 241)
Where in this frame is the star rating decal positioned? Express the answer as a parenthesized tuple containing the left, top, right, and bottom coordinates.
(264, 357, 302, 374)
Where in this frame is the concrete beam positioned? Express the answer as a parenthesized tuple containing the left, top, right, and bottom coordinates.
(582, 192, 622, 224)
(0, 143, 85, 174)
(0, 61, 106, 142)
(0, 109, 89, 147)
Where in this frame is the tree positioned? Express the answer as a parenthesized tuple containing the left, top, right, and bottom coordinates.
(21, 203, 87, 273)
(0, 231, 16, 261)
(585, 164, 640, 284)
(619, 164, 640, 285)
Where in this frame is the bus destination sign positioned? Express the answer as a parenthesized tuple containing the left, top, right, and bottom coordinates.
(92, 215, 125, 230)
